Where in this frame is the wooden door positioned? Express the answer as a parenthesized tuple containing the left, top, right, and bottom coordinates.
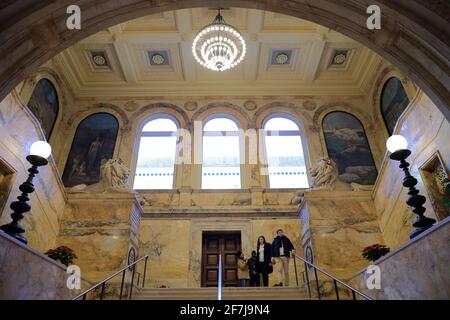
(201, 231, 241, 287)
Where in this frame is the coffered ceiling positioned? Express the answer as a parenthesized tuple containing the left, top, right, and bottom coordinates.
(52, 8, 384, 98)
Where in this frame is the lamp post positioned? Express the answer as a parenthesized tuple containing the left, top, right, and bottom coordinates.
(0, 141, 52, 244)
(386, 135, 436, 238)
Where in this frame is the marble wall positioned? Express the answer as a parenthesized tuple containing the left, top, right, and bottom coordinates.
(348, 216, 450, 300)
(373, 91, 450, 248)
(138, 216, 301, 288)
(300, 190, 385, 279)
(0, 90, 66, 251)
(56, 191, 142, 282)
(0, 231, 93, 299)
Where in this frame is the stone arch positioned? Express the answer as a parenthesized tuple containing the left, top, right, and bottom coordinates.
(66, 103, 129, 129)
(130, 102, 190, 132)
(0, 1, 447, 121)
(252, 101, 312, 129)
(19, 67, 69, 144)
(192, 102, 251, 130)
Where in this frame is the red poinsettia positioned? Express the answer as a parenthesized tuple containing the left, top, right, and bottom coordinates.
(362, 244, 390, 262)
(45, 246, 78, 266)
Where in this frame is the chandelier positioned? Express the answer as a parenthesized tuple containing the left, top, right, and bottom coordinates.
(192, 9, 246, 72)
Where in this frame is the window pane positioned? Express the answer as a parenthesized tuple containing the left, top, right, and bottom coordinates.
(202, 118, 241, 189)
(142, 118, 177, 132)
(134, 119, 177, 189)
(264, 117, 308, 188)
(265, 135, 308, 188)
(264, 117, 299, 131)
(204, 118, 239, 131)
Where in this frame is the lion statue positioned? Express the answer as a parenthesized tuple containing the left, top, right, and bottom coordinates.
(68, 158, 131, 193)
(309, 157, 339, 190)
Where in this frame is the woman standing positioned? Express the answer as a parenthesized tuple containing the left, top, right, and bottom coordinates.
(256, 236, 272, 287)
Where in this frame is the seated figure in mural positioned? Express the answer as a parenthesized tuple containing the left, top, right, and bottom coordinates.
(68, 158, 130, 193)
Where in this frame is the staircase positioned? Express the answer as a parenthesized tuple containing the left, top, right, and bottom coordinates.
(73, 254, 371, 300)
(133, 286, 309, 300)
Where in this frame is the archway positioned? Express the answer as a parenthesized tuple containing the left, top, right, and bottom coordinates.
(0, 0, 448, 120)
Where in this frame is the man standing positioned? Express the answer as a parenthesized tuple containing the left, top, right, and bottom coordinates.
(271, 228, 295, 287)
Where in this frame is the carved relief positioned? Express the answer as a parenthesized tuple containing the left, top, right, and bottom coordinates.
(68, 158, 131, 193)
(302, 100, 317, 112)
(184, 101, 198, 111)
(309, 157, 339, 190)
(124, 101, 139, 112)
(243, 100, 257, 111)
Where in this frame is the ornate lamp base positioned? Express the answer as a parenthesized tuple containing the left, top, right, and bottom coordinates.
(390, 149, 436, 239)
(0, 154, 48, 244)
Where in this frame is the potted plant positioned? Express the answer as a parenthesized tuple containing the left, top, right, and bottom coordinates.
(362, 244, 390, 262)
(45, 245, 78, 266)
(441, 178, 450, 210)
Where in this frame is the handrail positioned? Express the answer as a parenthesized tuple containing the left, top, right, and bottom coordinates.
(217, 254, 222, 300)
(73, 255, 149, 300)
(292, 253, 372, 300)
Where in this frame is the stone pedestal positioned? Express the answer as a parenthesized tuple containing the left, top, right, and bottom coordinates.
(56, 191, 143, 282)
(299, 190, 384, 280)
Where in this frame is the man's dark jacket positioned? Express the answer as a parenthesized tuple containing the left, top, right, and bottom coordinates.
(271, 235, 294, 257)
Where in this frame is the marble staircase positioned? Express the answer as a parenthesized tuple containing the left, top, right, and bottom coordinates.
(132, 286, 310, 300)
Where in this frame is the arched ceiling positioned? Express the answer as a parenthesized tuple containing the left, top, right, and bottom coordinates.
(0, 0, 448, 120)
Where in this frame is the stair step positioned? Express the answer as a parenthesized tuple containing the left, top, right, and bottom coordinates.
(133, 287, 309, 300)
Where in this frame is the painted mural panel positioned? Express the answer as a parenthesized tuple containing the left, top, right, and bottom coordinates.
(62, 113, 119, 187)
(323, 112, 377, 185)
(381, 77, 410, 134)
(27, 78, 59, 139)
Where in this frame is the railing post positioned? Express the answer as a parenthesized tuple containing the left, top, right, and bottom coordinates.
(217, 254, 222, 300)
(334, 280, 340, 300)
(293, 254, 299, 287)
(352, 290, 357, 300)
(304, 262, 311, 299)
(142, 256, 148, 288)
(313, 268, 321, 300)
(129, 264, 136, 300)
(100, 282, 106, 300)
(82, 293, 86, 300)
(119, 269, 126, 300)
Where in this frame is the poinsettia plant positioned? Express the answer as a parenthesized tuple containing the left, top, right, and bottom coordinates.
(45, 246, 78, 266)
(441, 178, 450, 210)
(362, 244, 390, 262)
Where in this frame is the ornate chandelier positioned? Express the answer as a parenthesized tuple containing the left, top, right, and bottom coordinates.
(192, 10, 246, 72)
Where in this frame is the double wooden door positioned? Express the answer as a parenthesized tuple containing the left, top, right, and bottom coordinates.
(201, 231, 241, 287)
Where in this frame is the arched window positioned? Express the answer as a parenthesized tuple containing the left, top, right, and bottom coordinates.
(381, 77, 410, 134)
(62, 113, 119, 187)
(263, 117, 309, 188)
(202, 117, 241, 189)
(27, 78, 59, 140)
(322, 112, 377, 185)
(133, 117, 178, 189)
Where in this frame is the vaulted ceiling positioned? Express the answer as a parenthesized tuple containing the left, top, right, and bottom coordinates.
(52, 8, 384, 98)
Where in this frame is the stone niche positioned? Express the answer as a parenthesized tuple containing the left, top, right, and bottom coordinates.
(56, 191, 142, 282)
(299, 189, 384, 281)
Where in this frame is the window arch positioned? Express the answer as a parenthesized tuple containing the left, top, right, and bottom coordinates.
(263, 116, 309, 188)
(202, 117, 241, 189)
(381, 77, 410, 134)
(322, 111, 377, 185)
(62, 112, 119, 187)
(27, 78, 59, 140)
(133, 117, 178, 189)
